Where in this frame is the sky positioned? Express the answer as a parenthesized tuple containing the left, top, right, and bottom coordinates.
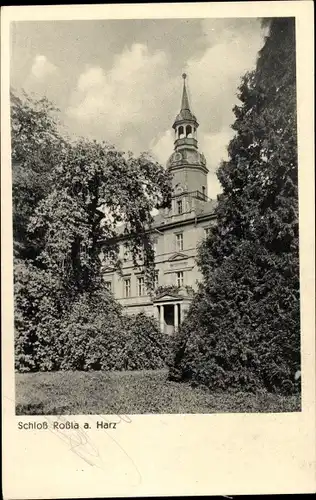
(10, 18, 266, 198)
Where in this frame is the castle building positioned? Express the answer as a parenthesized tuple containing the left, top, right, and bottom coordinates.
(103, 74, 217, 334)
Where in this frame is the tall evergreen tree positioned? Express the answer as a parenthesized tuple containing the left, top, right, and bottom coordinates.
(169, 18, 300, 394)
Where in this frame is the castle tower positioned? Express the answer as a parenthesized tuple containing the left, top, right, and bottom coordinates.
(167, 74, 209, 212)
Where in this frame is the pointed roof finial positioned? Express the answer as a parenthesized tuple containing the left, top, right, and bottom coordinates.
(181, 73, 190, 111)
(172, 73, 198, 129)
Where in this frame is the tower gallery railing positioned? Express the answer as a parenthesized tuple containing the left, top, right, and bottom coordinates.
(172, 190, 210, 202)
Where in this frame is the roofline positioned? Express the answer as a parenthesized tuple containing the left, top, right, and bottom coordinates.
(153, 211, 216, 233)
(168, 163, 209, 175)
(172, 118, 199, 129)
(98, 210, 217, 246)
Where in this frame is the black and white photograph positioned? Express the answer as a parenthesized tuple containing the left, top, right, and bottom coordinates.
(1, 2, 315, 498)
(10, 14, 302, 415)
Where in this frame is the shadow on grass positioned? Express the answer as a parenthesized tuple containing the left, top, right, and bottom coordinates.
(16, 402, 45, 415)
(16, 402, 74, 415)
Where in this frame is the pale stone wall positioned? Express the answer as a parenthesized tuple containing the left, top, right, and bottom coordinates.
(103, 213, 215, 314)
(171, 166, 208, 194)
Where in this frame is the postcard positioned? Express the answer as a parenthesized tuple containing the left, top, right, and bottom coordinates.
(1, 2, 315, 498)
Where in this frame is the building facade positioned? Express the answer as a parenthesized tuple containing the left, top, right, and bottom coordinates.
(103, 74, 217, 333)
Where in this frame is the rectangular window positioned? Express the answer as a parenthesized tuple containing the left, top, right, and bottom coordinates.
(176, 233, 183, 251)
(152, 236, 158, 255)
(204, 227, 211, 238)
(104, 281, 112, 292)
(177, 199, 183, 214)
(154, 271, 159, 289)
(137, 276, 145, 296)
(202, 186, 206, 198)
(176, 271, 184, 288)
(124, 278, 131, 298)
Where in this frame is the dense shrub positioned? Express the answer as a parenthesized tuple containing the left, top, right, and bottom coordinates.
(15, 267, 170, 372)
(121, 313, 170, 370)
(14, 260, 64, 372)
(57, 290, 125, 371)
(59, 309, 169, 371)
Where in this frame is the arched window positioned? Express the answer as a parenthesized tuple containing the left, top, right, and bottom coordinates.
(186, 125, 192, 138)
(178, 126, 184, 139)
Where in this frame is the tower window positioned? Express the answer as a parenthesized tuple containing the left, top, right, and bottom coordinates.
(202, 186, 206, 198)
(176, 271, 184, 287)
(178, 126, 184, 139)
(176, 233, 183, 251)
(177, 199, 183, 214)
(186, 125, 192, 138)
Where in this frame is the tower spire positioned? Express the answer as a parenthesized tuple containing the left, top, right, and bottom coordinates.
(167, 72, 209, 202)
(172, 73, 198, 131)
(181, 73, 190, 111)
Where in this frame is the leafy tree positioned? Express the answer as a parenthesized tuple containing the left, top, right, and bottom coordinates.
(170, 18, 300, 394)
(11, 90, 67, 260)
(13, 91, 172, 371)
(28, 138, 172, 295)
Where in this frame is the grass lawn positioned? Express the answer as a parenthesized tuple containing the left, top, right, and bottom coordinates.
(16, 369, 300, 415)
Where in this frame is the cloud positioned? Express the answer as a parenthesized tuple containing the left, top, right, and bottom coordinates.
(200, 129, 235, 198)
(31, 54, 57, 80)
(150, 127, 233, 199)
(22, 54, 61, 102)
(65, 19, 266, 199)
(184, 18, 265, 135)
(66, 43, 173, 143)
(149, 19, 266, 198)
(150, 129, 174, 166)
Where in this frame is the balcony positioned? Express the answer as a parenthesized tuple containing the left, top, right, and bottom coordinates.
(172, 190, 209, 202)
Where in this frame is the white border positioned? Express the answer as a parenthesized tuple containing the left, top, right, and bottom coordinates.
(1, 3, 315, 498)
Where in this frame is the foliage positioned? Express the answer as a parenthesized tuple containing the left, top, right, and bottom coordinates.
(28, 138, 172, 293)
(153, 284, 194, 297)
(121, 313, 170, 370)
(15, 281, 170, 372)
(59, 304, 169, 372)
(11, 90, 67, 261)
(57, 290, 125, 371)
(169, 18, 300, 394)
(154, 284, 182, 297)
(13, 90, 173, 373)
(14, 259, 64, 372)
